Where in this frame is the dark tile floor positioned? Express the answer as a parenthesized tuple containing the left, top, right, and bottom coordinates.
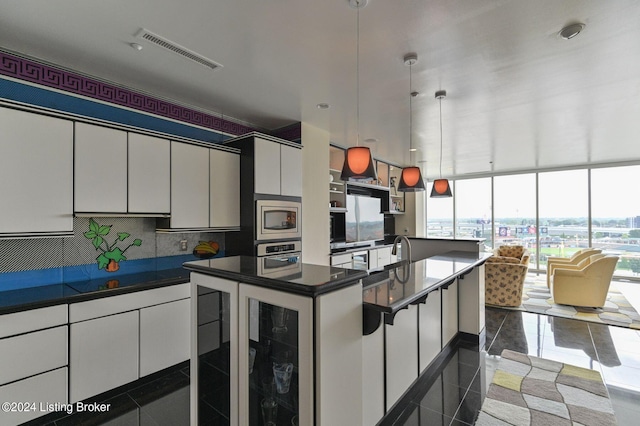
(26, 307, 640, 425)
(384, 307, 640, 426)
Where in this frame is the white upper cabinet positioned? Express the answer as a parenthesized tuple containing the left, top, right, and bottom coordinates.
(210, 149, 240, 228)
(171, 141, 210, 228)
(254, 137, 302, 197)
(254, 137, 281, 195)
(75, 123, 128, 213)
(76, 124, 170, 215)
(281, 144, 303, 197)
(128, 133, 170, 213)
(0, 107, 73, 235)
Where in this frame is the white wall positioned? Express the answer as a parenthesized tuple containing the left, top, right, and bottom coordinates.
(301, 123, 330, 265)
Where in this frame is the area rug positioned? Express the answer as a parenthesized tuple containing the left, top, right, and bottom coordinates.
(488, 274, 640, 330)
(476, 349, 616, 426)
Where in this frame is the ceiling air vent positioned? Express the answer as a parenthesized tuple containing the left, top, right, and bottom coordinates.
(136, 28, 222, 71)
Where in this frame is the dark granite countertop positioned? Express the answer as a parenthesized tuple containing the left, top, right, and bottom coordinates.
(362, 251, 492, 316)
(0, 268, 190, 315)
(184, 256, 368, 297)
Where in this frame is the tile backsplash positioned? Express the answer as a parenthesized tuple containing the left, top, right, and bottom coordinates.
(0, 217, 225, 291)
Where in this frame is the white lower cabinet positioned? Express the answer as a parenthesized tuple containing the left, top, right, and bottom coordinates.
(70, 310, 140, 403)
(419, 290, 442, 372)
(385, 304, 419, 411)
(0, 326, 68, 385)
(442, 279, 459, 347)
(0, 306, 68, 426)
(375, 246, 392, 268)
(140, 298, 190, 376)
(69, 285, 190, 402)
(0, 368, 68, 426)
(330, 252, 353, 269)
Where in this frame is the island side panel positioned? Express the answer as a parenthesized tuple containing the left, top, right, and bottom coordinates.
(362, 314, 384, 426)
(458, 264, 486, 337)
(315, 283, 363, 426)
(385, 304, 419, 411)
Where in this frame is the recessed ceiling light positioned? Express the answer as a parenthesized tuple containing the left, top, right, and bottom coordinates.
(559, 23, 585, 40)
(316, 103, 330, 109)
(130, 43, 143, 51)
(348, 0, 368, 9)
(409, 148, 417, 152)
(364, 138, 378, 143)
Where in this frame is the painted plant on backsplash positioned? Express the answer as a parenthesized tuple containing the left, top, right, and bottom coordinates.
(83, 218, 142, 272)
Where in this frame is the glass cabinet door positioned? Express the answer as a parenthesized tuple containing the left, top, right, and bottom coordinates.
(192, 275, 238, 425)
(239, 284, 313, 426)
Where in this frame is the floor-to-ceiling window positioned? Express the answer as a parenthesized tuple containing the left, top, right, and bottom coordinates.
(439, 165, 640, 278)
(490, 174, 536, 267)
(454, 178, 492, 248)
(592, 166, 640, 277)
(538, 170, 589, 270)
(426, 181, 454, 238)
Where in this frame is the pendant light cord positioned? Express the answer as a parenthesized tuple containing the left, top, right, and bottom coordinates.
(356, 2, 360, 147)
(439, 96, 443, 179)
(409, 62, 413, 164)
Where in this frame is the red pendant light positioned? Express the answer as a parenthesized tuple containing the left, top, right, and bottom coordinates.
(398, 53, 425, 192)
(340, 0, 378, 182)
(430, 90, 453, 198)
(398, 166, 426, 191)
(341, 146, 377, 180)
(431, 178, 453, 197)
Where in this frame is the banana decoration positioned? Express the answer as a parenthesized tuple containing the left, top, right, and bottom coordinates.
(193, 241, 220, 258)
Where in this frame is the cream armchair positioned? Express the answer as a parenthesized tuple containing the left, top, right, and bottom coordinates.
(551, 255, 619, 308)
(546, 248, 602, 287)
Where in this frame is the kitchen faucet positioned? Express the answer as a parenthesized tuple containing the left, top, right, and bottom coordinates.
(391, 235, 412, 263)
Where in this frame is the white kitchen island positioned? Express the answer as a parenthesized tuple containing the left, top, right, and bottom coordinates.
(184, 239, 489, 426)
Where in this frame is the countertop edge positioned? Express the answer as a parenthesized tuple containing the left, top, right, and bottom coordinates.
(184, 263, 368, 297)
(0, 276, 190, 316)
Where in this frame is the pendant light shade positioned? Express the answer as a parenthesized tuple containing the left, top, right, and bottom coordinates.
(398, 53, 425, 192)
(430, 90, 452, 198)
(398, 166, 426, 192)
(340, 0, 377, 182)
(430, 178, 452, 197)
(341, 146, 378, 180)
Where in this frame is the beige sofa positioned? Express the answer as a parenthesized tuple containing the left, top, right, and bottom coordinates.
(550, 255, 619, 308)
(546, 248, 602, 288)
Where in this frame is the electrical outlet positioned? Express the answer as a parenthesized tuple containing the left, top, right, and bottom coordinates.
(180, 240, 188, 251)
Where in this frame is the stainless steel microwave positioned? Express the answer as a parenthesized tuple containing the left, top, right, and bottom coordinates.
(256, 200, 302, 240)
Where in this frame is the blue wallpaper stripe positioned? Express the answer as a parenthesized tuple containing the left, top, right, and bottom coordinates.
(0, 78, 229, 143)
(0, 252, 223, 292)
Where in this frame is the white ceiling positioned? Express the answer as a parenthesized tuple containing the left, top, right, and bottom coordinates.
(2, 0, 640, 179)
